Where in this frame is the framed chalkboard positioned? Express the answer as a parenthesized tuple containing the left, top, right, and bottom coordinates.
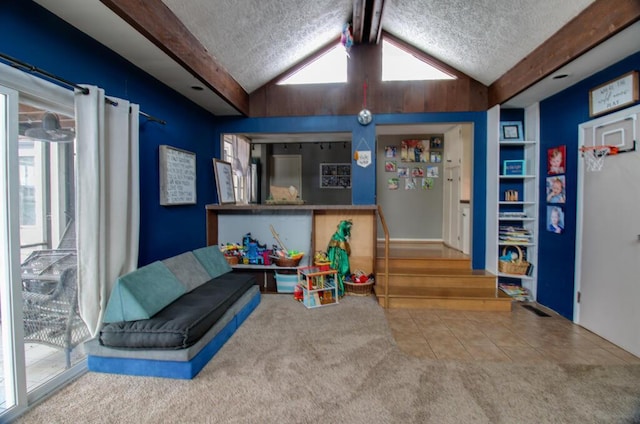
(159, 145, 197, 205)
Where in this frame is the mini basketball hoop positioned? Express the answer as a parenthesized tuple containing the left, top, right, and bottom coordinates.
(579, 145, 619, 172)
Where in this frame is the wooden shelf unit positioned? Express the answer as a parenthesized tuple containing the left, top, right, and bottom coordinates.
(206, 205, 378, 277)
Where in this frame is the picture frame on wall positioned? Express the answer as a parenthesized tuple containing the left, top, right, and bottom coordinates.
(500, 121, 524, 141)
(212, 159, 236, 204)
(547, 145, 566, 175)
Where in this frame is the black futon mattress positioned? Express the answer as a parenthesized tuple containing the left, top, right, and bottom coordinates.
(99, 273, 256, 349)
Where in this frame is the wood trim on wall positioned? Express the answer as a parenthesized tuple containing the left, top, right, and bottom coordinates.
(489, 0, 640, 107)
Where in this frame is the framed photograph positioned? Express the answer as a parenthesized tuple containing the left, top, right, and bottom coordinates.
(500, 121, 524, 141)
(384, 145, 397, 158)
(430, 151, 442, 163)
(547, 145, 566, 175)
(547, 205, 565, 234)
(385, 160, 397, 172)
(430, 136, 443, 149)
(212, 159, 236, 204)
(503, 159, 526, 176)
(320, 163, 351, 188)
(546, 175, 566, 204)
(387, 178, 399, 190)
(159, 145, 196, 206)
(400, 139, 428, 162)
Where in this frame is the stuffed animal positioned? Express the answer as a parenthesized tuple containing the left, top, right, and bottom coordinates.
(327, 220, 352, 296)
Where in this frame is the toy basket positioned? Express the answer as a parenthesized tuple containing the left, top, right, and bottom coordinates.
(273, 255, 303, 267)
(224, 255, 239, 265)
(343, 280, 374, 296)
(498, 245, 529, 275)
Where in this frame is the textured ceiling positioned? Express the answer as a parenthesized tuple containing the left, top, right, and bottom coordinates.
(162, 0, 596, 90)
(163, 0, 352, 92)
(30, 0, 636, 116)
(382, 0, 596, 85)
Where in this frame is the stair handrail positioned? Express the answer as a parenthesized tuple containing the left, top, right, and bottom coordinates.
(376, 205, 390, 308)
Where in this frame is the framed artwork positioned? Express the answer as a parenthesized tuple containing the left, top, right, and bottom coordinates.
(547, 145, 566, 175)
(500, 121, 524, 141)
(430, 151, 442, 163)
(212, 159, 236, 204)
(411, 167, 424, 177)
(387, 178, 399, 190)
(426, 166, 439, 178)
(320, 163, 351, 188)
(159, 145, 196, 206)
(385, 160, 397, 172)
(430, 136, 443, 149)
(397, 166, 408, 178)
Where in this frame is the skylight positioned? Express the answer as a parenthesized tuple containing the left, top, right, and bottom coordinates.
(382, 39, 455, 82)
(278, 44, 348, 85)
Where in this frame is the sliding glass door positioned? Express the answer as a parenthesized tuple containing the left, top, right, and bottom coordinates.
(0, 76, 88, 421)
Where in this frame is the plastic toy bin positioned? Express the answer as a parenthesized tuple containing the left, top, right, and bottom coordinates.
(275, 272, 298, 293)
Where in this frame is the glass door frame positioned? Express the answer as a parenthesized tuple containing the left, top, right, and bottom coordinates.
(0, 64, 86, 422)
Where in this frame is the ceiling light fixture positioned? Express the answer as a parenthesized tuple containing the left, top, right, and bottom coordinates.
(357, 80, 372, 125)
(24, 112, 75, 143)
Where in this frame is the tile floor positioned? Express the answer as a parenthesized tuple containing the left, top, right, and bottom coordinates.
(385, 302, 640, 365)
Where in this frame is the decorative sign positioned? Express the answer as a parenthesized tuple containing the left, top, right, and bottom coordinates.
(356, 150, 372, 168)
(503, 160, 526, 176)
(159, 145, 196, 205)
(212, 159, 236, 204)
(589, 71, 639, 117)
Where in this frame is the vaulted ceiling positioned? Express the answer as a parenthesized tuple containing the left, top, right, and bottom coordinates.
(33, 0, 640, 116)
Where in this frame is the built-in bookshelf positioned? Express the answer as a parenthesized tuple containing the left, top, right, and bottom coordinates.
(486, 104, 540, 301)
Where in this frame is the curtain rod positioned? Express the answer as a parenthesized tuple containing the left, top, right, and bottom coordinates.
(0, 52, 166, 125)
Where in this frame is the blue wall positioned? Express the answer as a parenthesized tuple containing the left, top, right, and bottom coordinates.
(1, 0, 220, 266)
(537, 51, 640, 319)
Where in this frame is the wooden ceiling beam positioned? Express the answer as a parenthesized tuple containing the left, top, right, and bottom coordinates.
(368, 0, 385, 44)
(352, 0, 366, 44)
(489, 0, 640, 107)
(100, 0, 249, 116)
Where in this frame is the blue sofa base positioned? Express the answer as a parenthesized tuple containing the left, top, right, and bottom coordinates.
(86, 287, 260, 379)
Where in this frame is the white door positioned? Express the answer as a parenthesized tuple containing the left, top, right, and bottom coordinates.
(577, 107, 640, 357)
(443, 166, 461, 250)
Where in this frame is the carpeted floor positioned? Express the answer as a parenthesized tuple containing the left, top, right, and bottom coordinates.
(16, 295, 640, 424)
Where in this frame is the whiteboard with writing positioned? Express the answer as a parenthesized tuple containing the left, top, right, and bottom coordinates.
(159, 145, 197, 205)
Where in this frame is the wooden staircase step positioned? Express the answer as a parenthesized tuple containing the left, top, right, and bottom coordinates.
(374, 286, 513, 311)
(376, 257, 471, 270)
(378, 271, 496, 289)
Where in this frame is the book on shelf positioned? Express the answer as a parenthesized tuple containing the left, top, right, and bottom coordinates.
(498, 283, 530, 301)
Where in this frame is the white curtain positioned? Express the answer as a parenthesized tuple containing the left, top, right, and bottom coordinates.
(75, 86, 140, 336)
(232, 136, 250, 203)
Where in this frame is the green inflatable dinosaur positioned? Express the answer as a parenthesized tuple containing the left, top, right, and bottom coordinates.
(327, 220, 352, 297)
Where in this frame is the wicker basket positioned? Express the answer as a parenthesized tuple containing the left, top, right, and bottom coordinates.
(498, 245, 529, 275)
(273, 255, 303, 267)
(225, 255, 239, 265)
(343, 280, 374, 296)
